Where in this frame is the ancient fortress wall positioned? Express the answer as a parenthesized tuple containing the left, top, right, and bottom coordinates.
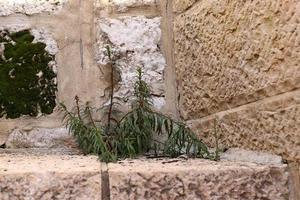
(173, 0, 300, 163)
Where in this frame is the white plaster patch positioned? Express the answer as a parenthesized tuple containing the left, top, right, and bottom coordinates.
(31, 28, 59, 55)
(0, 0, 67, 16)
(96, 0, 155, 12)
(0, 26, 59, 81)
(96, 16, 166, 109)
(0, 26, 58, 55)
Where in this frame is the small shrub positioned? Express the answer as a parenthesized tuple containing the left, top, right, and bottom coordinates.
(0, 30, 57, 119)
(60, 47, 214, 162)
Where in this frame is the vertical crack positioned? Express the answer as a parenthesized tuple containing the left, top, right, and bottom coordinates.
(101, 164, 111, 200)
(79, 0, 84, 69)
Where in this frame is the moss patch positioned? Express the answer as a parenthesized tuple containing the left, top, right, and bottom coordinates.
(0, 30, 57, 119)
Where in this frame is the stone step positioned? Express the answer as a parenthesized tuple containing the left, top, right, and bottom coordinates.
(0, 153, 101, 200)
(0, 149, 290, 200)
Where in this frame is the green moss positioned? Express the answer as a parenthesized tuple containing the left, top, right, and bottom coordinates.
(0, 30, 57, 119)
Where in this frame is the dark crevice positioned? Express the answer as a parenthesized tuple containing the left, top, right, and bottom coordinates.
(101, 165, 111, 200)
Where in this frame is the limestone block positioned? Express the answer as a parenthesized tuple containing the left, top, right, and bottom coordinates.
(96, 16, 166, 109)
(189, 90, 300, 162)
(174, 0, 300, 119)
(0, 0, 67, 16)
(108, 158, 289, 200)
(0, 155, 101, 200)
(5, 128, 76, 149)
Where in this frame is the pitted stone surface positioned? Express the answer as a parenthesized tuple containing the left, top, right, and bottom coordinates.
(0, 0, 67, 16)
(96, 16, 166, 109)
(173, 0, 198, 13)
(189, 90, 300, 162)
(174, 0, 300, 119)
(5, 128, 76, 149)
(0, 154, 101, 200)
(108, 158, 289, 200)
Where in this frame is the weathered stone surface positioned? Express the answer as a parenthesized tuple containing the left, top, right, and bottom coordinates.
(189, 90, 300, 162)
(173, 0, 198, 13)
(96, 16, 166, 109)
(108, 158, 289, 200)
(0, 0, 67, 16)
(0, 155, 101, 200)
(288, 162, 300, 200)
(174, 0, 300, 119)
(5, 128, 76, 149)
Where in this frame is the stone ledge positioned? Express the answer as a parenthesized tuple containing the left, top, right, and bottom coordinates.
(108, 158, 289, 200)
(0, 152, 290, 200)
(0, 155, 101, 200)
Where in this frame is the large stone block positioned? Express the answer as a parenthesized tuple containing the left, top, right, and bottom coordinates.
(189, 90, 300, 162)
(108, 158, 289, 200)
(96, 16, 166, 109)
(174, 0, 300, 119)
(0, 155, 101, 200)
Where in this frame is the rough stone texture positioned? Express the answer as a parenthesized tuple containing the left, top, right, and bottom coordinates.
(108, 158, 289, 200)
(288, 162, 300, 200)
(189, 90, 300, 162)
(96, 16, 166, 109)
(174, 0, 300, 119)
(5, 128, 76, 149)
(173, 0, 198, 13)
(0, 154, 101, 200)
(0, 0, 67, 16)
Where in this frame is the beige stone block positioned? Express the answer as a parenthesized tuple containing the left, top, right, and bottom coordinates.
(188, 90, 300, 162)
(108, 158, 289, 200)
(174, 0, 300, 119)
(0, 155, 101, 200)
(173, 0, 198, 13)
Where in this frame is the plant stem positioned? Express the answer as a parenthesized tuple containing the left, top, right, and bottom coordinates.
(75, 95, 82, 121)
(107, 46, 114, 133)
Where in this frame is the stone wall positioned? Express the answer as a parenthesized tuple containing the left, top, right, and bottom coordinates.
(173, 0, 300, 163)
(0, 0, 102, 145)
(0, 0, 177, 146)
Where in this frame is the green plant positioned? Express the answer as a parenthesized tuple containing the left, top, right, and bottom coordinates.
(0, 30, 57, 119)
(60, 47, 212, 162)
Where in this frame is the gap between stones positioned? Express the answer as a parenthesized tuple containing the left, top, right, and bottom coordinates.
(101, 163, 111, 200)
